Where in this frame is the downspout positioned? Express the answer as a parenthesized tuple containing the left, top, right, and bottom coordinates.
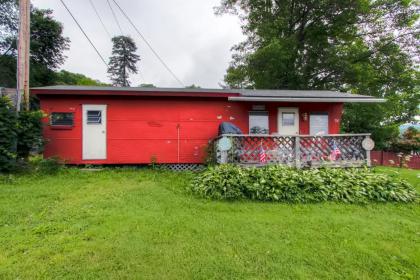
(177, 124, 180, 163)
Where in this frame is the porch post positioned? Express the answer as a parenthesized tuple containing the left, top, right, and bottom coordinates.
(366, 147, 371, 167)
(295, 136, 301, 168)
(364, 135, 372, 167)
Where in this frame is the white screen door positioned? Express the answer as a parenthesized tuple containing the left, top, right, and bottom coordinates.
(83, 104, 107, 160)
(310, 113, 329, 135)
(278, 107, 299, 135)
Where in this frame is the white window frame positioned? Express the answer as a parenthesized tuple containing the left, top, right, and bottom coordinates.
(249, 111, 269, 134)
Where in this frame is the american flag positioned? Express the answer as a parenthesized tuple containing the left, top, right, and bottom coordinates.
(259, 143, 267, 164)
(330, 141, 341, 161)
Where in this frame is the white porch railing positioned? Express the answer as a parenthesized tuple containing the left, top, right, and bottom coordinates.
(211, 134, 373, 168)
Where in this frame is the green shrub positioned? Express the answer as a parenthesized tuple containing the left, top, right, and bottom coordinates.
(11, 156, 64, 175)
(0, 96, 17, 172)
(31, 156, 64, 175)
(0, 96, 44, 172)
(191, 165, 418, 203)
(16, 110, 44, 159)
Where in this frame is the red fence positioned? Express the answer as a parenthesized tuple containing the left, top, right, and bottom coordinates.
(371, 151, 420, 169)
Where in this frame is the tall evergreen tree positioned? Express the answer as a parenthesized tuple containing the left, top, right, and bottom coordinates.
(217, 0, 419, 148)
(107, 36, 140, 87)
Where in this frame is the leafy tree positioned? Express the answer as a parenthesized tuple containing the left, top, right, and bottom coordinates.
(108, 36, 140, 87)
(0, 1, 70, 87)
(186, 84, 201, 89)
(138, 83, 156, 88)
(54, 70, 109, 86)
(217, 0, 419, 148)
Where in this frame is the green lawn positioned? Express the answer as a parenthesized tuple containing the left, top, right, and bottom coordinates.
(0, 167, 419, 279)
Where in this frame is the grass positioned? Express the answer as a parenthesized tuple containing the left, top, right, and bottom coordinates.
(0, 167, 418, 279)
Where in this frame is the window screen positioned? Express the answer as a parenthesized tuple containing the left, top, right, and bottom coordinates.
(310, 113, 329, 135)
(50, 112, 74, 126)
(87, 110, 102, 124)
(249, 111, 269, 134)
(282, 112, 295, 126)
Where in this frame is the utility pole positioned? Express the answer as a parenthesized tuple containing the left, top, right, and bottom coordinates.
(17, 0, 31, 111)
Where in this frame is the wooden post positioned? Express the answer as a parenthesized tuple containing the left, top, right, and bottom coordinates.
(365, 136, 372, 167)
(17, 0, 31, 111)
(295, 136, 301, 168)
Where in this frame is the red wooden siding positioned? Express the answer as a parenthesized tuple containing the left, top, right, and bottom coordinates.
(40, 95, 343, 164)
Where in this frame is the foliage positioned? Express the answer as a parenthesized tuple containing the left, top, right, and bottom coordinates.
(29, 9, 70, 70)
(389, 126, 420, 153)
(0, 2, 70, 87)
(29, 156, 64, 175)
(217, 0, 420, 147)
(0, 1, 105, 88)
(16, 110, 44, 159)
(0, 96, 44, 171)
(0, 96, 17, 171)
(185, 84, 201, 89)
(191, 165, 417, 203)
(138, 83, 156, 88)
(54, 70, 109, 86)
(108, 36, 140, 87)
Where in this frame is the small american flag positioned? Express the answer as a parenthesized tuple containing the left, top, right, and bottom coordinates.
(259, 143, 267, 164)
(330, 141, 341, 161)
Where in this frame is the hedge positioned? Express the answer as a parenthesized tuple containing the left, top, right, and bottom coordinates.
(191, 165, 418, 203)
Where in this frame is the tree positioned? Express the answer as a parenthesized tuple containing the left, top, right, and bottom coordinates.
(217, 0, 419, 148)
(186, 84, 201, 89)
(54, 70, 109, 86)
(138, 83, 156, 88)
(108, 36, 140, 87)
(0, 2, 70, 87)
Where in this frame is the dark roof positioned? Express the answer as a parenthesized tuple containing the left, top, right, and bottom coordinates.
(31, 85, 385, 103)
(32, 85, 236, 93)
(238, 89, 370, 98)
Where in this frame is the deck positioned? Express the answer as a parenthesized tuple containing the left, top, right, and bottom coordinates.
(211, 134, 373, 168)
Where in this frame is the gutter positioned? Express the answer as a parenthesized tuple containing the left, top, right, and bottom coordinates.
(228, 97, 386, 103)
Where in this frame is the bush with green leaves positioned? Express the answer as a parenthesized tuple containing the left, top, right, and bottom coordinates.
(0, 96, 17, 171)
(0, 96, 44, 172)
(191, 165, 418, 203)
(16, 110, 44, 158)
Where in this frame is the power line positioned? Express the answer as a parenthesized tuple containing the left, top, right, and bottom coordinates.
(111, 0, 185, 87)
(88, 0, 112, 39)
(106, 0, 124, 35)
(59, 0, 108, 68)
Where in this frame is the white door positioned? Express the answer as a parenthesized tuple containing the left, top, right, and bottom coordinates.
(278, 107, 299, 135)
(83, 104, 107, 160)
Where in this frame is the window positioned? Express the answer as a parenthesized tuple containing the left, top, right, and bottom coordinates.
(310, 113, 329, 135)
(87, 110, 102, 124)
(50, 112, 74, 126)
(282, 112, 295, 126)
(249, 111, 269, 134)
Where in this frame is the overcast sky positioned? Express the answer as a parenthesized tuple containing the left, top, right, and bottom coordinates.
(31, 0, 244, 88)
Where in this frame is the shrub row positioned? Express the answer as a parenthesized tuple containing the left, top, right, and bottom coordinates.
(191, 165, 418, 203)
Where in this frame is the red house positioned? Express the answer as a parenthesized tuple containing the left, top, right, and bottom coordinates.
(32, 86, 384, 166)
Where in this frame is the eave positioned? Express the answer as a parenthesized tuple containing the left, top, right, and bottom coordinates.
(228, 96, 386, 103)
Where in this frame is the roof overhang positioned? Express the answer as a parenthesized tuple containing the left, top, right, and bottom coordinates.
(31, 89, 238, 98)
(31, 86, 386, 103)
(228, 96, 386, 103)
